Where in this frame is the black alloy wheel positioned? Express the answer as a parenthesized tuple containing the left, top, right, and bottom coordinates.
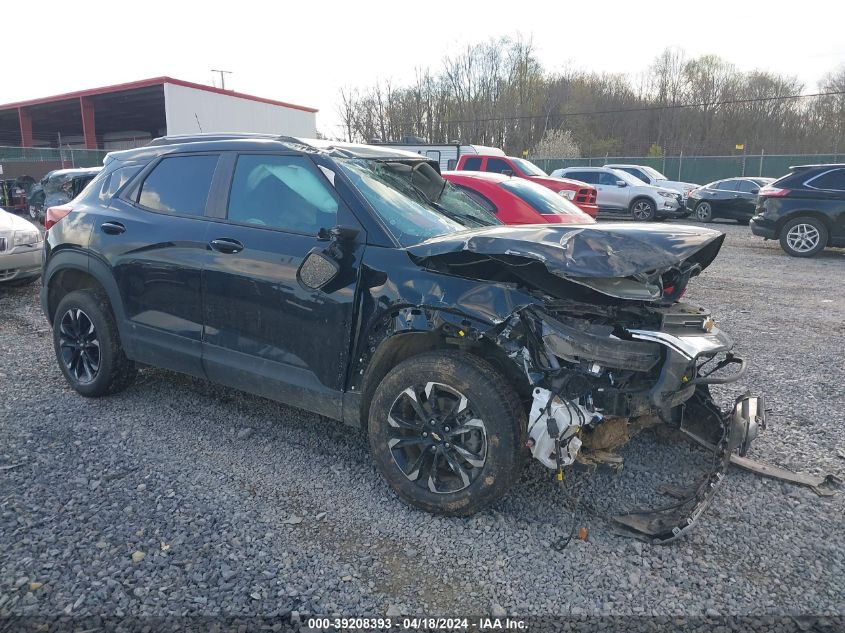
(386, 381, 488, 494)
(58, 308, 101, 384)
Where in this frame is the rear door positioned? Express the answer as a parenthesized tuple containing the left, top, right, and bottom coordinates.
(94, 153, 220, 377)
(200, 152, 364, 419)
(732, 179, 761, 218)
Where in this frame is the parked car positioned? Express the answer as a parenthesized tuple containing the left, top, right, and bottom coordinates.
(442, 171, 595, 225)
(455, 154, 599, 217)
(550, 166, 688, 221)
(685, 177, 775, 224)
(605, 164, 699, 195)
(750, 164, 845, 257)
(28, 167, 101, 223)
(0, 209, 42, 285)
(41, 134, 763, 541)
(1, 178, 29, 214)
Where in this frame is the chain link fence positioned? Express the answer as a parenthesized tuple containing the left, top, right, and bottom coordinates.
(533, 153, 844, 184)
(0, 146, 109, 168)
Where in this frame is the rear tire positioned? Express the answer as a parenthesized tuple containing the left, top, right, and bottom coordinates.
(779, 216, 828, 258)
(368, 351, 525, 516)
(52, 289, 136, 397)
(630, 198, 656, 221)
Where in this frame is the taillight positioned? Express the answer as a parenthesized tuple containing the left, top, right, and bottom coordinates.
(45, 205, 73, 230)
(758, 186, 791, 197)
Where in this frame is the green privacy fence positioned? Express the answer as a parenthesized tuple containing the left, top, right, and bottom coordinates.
(0, 146, 108, 168)
(532, 154, 844, 185)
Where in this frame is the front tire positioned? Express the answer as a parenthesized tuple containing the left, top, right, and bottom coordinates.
(630, 198, 656, 221)
(779, 216, 828, 258)
(368, 351, 525, 516)
(694, 201, 713, 223)
(52, 289, 136, 397)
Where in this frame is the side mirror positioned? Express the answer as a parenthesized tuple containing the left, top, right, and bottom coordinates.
(317, 225, 360, 242)
(616, 180, 627, 187)
(501, 169, 514, 177)
(750, 188, 759, 194)
(297, 249, 340, 290)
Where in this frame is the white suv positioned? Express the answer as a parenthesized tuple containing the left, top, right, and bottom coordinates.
(605, 164, 699, 196)
(550, 166, 689, 221)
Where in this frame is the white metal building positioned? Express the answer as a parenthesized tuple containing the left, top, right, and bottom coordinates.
(0, 77, 318, 151)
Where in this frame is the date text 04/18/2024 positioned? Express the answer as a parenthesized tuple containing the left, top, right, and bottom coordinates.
(306, 617, 527, 630)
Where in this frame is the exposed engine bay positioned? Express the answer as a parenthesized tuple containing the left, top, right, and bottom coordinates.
(501, 301, 764, 543)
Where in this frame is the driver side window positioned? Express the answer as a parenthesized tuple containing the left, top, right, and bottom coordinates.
(227, 154, 338, 235)
(598, 171, 621, 186)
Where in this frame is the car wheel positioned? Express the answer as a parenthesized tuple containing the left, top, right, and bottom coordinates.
(630, 198, 656, 221)
(695, 201, 713, 223)
(52, 289, 136, 397)
(779, 216, 828, 258)
(368, 351, 525, 516)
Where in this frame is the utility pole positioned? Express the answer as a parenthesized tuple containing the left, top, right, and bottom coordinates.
(211, 69, 233, 90)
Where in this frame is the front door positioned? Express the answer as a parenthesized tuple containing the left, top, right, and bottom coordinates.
(94, 153, 220, 377)
(596, 171, 629, 212)
(201, 152, 363, 419)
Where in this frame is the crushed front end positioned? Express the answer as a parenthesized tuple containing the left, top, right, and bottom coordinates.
(496, 298, 765, 543)
(409, 223, 766, 541)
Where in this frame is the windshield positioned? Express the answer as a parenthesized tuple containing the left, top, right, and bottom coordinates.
(499, 179, 592, 219)
(510, 157, 547, 177)
(337, 159, 500, 247)
(642, 165, 667, 180)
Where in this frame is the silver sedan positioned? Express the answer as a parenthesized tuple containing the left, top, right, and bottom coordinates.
(0, 209, 42, 285)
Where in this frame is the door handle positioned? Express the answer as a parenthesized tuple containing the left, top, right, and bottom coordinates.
(209, 238, 244, 254)
(101, 221, 125, 235)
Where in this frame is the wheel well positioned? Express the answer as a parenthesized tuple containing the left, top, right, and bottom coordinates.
(358, 331, 531, 427)
(630, 195, 656, 209)
(47, 269, 106, 322)
(775, 211, 832, 242)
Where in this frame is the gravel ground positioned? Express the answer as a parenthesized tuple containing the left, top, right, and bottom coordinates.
(1, 222, 844, 628)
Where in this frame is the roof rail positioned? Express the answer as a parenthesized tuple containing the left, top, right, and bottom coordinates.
(145, 133, 284, 147)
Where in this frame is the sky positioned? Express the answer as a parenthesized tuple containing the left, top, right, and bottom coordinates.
(3, 0, 843, 138)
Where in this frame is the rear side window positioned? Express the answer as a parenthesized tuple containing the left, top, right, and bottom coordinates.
(100, 165, 142, 201)
(500, 178, 589, 218)
(807, 168, 845, 191)
(735, 180, 759, 193)
(715, 180, 738, 191)
(486, 158, 513, 174)
(567, 171, 597, 184)
(138, 155, 219, 215)
(461, 157, 482, 171)
(227, 154, 338, 235)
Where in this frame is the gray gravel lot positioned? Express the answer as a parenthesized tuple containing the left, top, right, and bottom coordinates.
(1, 222, 844, 626)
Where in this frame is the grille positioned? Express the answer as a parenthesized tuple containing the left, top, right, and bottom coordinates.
(575, 188, 597, 204)
(0, 269, 17, 280)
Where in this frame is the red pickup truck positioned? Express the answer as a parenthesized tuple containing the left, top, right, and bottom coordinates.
(455, 154, 599, 217)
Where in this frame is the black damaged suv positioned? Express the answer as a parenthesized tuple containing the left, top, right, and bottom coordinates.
(42, 135, 763, 539)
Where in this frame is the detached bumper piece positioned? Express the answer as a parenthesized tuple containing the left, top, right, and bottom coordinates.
(613, 391, 765, 544)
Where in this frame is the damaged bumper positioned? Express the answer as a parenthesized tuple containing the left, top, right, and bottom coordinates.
(515, 303, 765, 543)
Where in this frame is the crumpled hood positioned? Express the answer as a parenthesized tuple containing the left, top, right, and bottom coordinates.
(408, 223, 725, 280)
